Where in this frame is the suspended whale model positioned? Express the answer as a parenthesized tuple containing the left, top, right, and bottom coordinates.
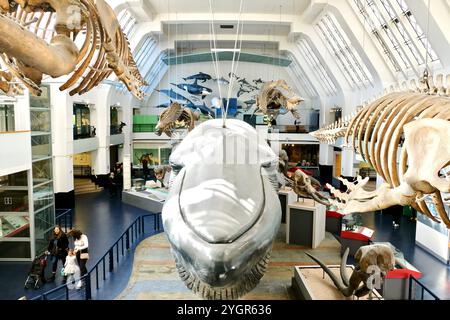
(183, 72, 212, 83)
(162, 119, 281, 299)
(156, 89, 189, 102)
(171, 79, 213, 97)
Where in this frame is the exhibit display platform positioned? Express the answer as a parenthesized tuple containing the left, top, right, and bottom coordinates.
(278, 187, 297, 224)
(292, 265, 382, 300)
(122, 188, 168, 213)
(286, 198, 326, 249)
(117, 225, 343, 300)
(339, 226, 375, 256)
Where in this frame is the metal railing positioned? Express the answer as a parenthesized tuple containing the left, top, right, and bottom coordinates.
(73, 125, 96, 140)
(55, 208, 73, 233)
(110, 124, 122, 135)
(408, 275, 440, 300)
(32, 213, 163, 300)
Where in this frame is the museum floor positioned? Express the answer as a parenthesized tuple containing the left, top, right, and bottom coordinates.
(0, 190, 449, 300)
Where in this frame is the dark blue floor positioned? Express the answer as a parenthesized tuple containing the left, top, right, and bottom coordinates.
(0, 191, 449, 300)
(0, 191, 157, 300)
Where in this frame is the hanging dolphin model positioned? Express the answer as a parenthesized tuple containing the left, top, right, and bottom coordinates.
(237, 87, 252, 97)
(253, 78, 264, 85)
(185, 101, 215, 118)
(156, 89, 189, 102)
(155, 102, 172, 108)
(212, 77, 230, 85)
(162, 119, 281, 299)
(171, 79, 213, 97)
(183, 72, 212, 83)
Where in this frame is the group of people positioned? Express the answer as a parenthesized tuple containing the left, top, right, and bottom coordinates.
(46, 226, 89, 289)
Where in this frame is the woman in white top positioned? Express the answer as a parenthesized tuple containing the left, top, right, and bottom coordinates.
(68, 229, 89, 276)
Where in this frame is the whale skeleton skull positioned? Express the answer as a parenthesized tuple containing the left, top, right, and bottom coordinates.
(162, 119, 281, 299)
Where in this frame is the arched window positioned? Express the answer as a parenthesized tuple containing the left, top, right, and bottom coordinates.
(351, 0, 440, 74)
(316, 13, 374, 89)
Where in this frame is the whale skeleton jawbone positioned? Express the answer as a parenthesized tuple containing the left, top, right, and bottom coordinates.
(174, 248, 271, 300)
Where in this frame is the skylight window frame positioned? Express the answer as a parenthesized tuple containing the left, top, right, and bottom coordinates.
(352, 0, 440, 75)
(285, 52, 319, 99)
(296, 39, 338, 96)
(315, 13, 374, 90)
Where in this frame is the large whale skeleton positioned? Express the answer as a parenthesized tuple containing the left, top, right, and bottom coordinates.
(162, 119, 281, 299)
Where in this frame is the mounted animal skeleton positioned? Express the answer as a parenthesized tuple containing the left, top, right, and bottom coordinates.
(0, 0, 145, 99)
(255, 80, 303, 126)
(155, 102, 200, 137)
(307, 244, 395, 298)
(313, 91, 450, 227)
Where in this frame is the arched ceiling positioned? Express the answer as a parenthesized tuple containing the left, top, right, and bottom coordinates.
(106, 0, 450, 112)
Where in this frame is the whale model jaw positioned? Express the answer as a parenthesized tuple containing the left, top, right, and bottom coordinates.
(162, 119, 281, 299)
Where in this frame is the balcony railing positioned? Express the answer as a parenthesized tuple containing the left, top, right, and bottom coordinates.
(73, 125, 96, 140)
(110, 124, 121, 135)
(270, 125, 319, 134)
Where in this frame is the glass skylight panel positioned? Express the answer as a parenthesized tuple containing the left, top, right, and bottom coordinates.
(352, 0, 440, 73)
(285, 52, 319, 98)
(117, 9, 137, 38)
(297, 39, 337, 96)
(316, 14, 373, 89)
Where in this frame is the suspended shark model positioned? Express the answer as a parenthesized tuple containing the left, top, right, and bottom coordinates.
(212, 77, 230, 85)
(171, 79, 213, 97)
(155, 89, 189, 102)
(183, 72, 212, 83)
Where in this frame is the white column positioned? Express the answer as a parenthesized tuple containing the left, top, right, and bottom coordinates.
(319, 143, 334, 166)
(51, 86, 74, 193)
(341, 148, 355, 177)
(92, 88, 110, 175)
(120, 105, 133, 161)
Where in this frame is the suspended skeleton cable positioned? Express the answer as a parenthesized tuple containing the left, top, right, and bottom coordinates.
(425, 0, 432, 74)
(208, 0, 224, 117)
(224, 0, 244, 124)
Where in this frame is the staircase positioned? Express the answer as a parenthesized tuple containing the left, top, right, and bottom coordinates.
(74, 178, 103, 195)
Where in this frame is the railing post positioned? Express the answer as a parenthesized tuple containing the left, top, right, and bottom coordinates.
(126, 229, 130, 250)
(142, 216, 145, 234)
(109, 248, 114, 272)
(85, 274, 92, 300)
(408, 276, 413, 300)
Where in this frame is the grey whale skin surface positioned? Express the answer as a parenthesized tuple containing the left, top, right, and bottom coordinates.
(162, 119, 281, 299)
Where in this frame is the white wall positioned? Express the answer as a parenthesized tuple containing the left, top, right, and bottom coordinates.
(143, 61, 317, 126)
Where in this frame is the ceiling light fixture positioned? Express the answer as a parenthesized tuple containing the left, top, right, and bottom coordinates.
(210, 48, 241, 53)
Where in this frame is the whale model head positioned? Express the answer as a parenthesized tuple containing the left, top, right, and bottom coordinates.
(162, 119, 281, 299)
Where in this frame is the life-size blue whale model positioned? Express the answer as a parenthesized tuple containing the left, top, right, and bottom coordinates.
(183, 72, 212, 83)
(171, 79, 213, 97)
(162, 119, 281, 299)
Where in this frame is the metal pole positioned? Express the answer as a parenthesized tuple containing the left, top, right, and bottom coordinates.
(85, 274, 92, 300)
(126, 230, 130, 250)
(109, 249, 114, 272)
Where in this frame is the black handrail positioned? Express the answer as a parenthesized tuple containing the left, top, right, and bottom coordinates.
(55, 209, 73, 233)
(31, 213, 163, 300)
(408, 275, 440, 300)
